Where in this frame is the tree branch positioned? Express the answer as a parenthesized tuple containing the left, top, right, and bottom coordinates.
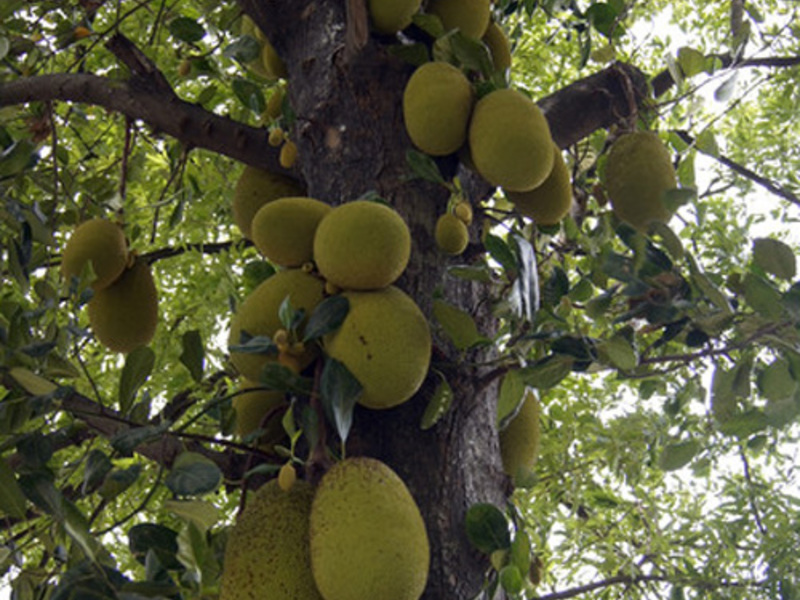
(0, 72, 293, 176)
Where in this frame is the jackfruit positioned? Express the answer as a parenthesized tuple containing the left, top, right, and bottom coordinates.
(233, 166, 305, 240)
(220, 480, 322, 600)
(482, 21, 512, 72)
(87, 258, 158, 353)
(403, 61, 474, 156)
(279, 139, 298, 168)
(469, 88, 554, 192)
(368, 0, 421, 33)
(604, 131, 677, 231)
(505, 145, 572, 225)
(228, 269, 324, 381)
(427, 0, 491, 39)
(261, 39, 287, 80)
(323, 286, 431, 409)
(313, 201, 411, 291)
(233, 379, 288, 450)
(435, 213, 469, 255)
(309, 457, 429, 600)
(499, 389, 540, 479)
(251, 197, 332, 267)
(60, 218, 128, 290)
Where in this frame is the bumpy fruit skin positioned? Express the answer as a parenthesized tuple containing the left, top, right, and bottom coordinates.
(427, 0, 491, 39)
(435, 213, 469, 255)
(310, 458, 429, 600)
(604, 131, 677, 231)
(228, 269, 324, 380)
(505, 145, 572, 225)
(220, 480, 322, 600)
(252, 197, 332, 267)
(368, 0, 421, 33)
(87, 259, 158, 353)
(483, 21, 512, 72)
(232, 379, 287, 449)
(324, 287, 431, 409)
(499, 389, 541, 479)
(233, 166, 305, 240)
(313, 201, 411, 291)
(61, 218, 128, 290)
(469, 88, 554, 192)
(279, 140, 298, 168)
(403, 62, 474, 156)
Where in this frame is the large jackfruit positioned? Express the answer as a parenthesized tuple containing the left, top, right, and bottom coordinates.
(499, 389, 541, 479)
(468, 88, 554, 192)
(483, 21, 512, 72)
(60, 218, 128, 290)
(403, 61, 474, 156)
(505, 145, 573, 225)
(228, 269, 324, 381)
(87, 258, 158, 353)
(603, 131, 677, 231)
(427, 0, 491, 39)
(323, 286, 431, 409)
(232, 379, 288, 451)
(310, 457, 429, 600)
(368, 0, 421, 33)
(313, 201, 411, 291)
(251, 196, 331, 267)
(220, 480, 322, 600)
(232, 166, 305, 240)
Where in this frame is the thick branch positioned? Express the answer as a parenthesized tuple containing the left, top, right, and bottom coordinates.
(0, 73, 292, 176)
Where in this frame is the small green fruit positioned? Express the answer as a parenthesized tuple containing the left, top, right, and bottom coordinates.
(435, 213, 469, 256)
(310, 457, 429, 600)
(499, 389, 541, 479)
(251, 197, 332, 267)
(60, 218, 128, 290)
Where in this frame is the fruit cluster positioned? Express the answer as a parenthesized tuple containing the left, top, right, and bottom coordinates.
(60, 218, 158, 353)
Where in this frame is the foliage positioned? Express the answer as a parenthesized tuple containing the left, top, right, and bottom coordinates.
(1, 0, 800, 599)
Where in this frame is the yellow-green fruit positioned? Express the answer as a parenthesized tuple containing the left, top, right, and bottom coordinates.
(228, 270, 324, 380)
(233, 167, 305, 240)
(482, 21, 512, 72)
(368, 0, 421, 33)
(87, 259, 158, 353)
(427, 0, 491, 38)
(505, 145, 572, 225)
(323, 287, 431, 409)
(403, 61, 474, 156)
(604, 131, 677, 230)
(313, 201, 411, 291)
(233, 380, 287, 449)
(252, 197, 332, 267)
(262, 39, 288, 80)
(265, 87, 285, 120)
(499, 389, 541, 478)
(435, 213, 469, 255)
(279, 140, 298, 169)
(310, 458, 429, 600)
(469, 88, 554, 192)
(60, 218, 128, 290)
(220, 480, 322, 600)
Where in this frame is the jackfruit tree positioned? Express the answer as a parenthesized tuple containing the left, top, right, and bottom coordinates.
(1, 1, 800, 599)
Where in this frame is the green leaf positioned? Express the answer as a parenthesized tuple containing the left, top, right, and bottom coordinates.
(179, 330, 205, 382)
(98, 465, 142, 500)
(586, 2, 621, 38)
(165, 452, 222, 497)
(743, 273, 783, 319)
(232, 77, 266, 114)
(223, 36, 261, 63)
(597, 334, 637, 370)
(714, 73, 738, 102)
(695, 129, 719, 157)
(118, 346, 155, 415)
(420, 373, 454, 430)
(387, 43, 430, 67)
(677, 46, 706, 77)
(164, 499, 219, 532)
(686, 253, 732, 314)
(258, 362, 313, 395)
(484, 233, 518, 273)
(753, 238, 796, 281)
(405, 149, 445, 184)
(465, 503, 511, 554)
(497, 370, 526, 428)
(717, 409, 769, 438)
(509, 529, 531, 574)
(658, 439, 701, 471)
(434, 30, 494, 76)
(519, 355, 573, 390)
(169, 17, 206, 43)
(63, 500, 97, 561)
(411, 13, 446, 38)
(129, 523, 181, 569)
(81, 450, 112, 495)
(758, 358, 798, 401)
(0, 458, 27, 519)
(110, 423, 170, 455)
(0, 140, 37, 177)
(18, 471, 62, 516)
(303, 295, 350, 342)
(432, 299, 485, 350)
(320, 358, 362, 443)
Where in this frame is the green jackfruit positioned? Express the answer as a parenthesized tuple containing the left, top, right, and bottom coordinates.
(251, 197, 332, 267)
(310, 458, 429, 600)
(61, 218, 128, 290)
(368, 0, 421, 33)
(483, 21, 512, 72)
(435, 213, 469, 255)
(469, 88, 554, 192)
(233, 166, 305, 240)
(403, 61, 474, 156)
(87, 258, 158, 353)
(233, 380, 288, 451)
(228, 269, 324, 380)
(323, 287, 431, 409)
(313, 201, 411, 291)
(499, 389, 541, 479)
(505, 145, 572, 225)
(220, 480, 322, 600)
(604, 131, 677, 231)
(427, 0, 491, 39)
